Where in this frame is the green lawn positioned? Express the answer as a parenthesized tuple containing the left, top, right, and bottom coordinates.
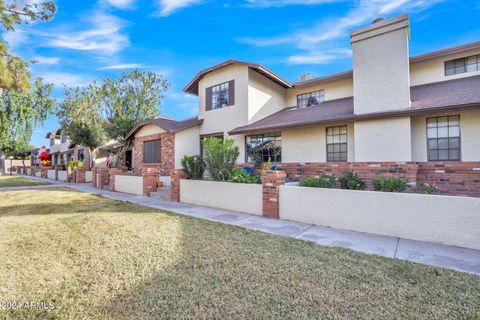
(0, 175, 50, 188)
(0, 188, 479, 319)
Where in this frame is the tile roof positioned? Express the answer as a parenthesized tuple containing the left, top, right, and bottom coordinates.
(229, 75, 480, 135)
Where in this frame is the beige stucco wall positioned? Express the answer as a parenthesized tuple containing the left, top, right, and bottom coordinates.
(180, 179, 263, 215)
(248, 68, 286, 122)
(286, 77, 353, 107)
(115, 175, 143, 195)
(174, 125, 201, 168)
(85, 170, 93, 183)
(354, 117, 411, 161)
(410, 48, 480, 86)
(57, 170, 68, 181)
(135, 124, 165, 137)
(351, 16, 410, 114)
(411, 109, 480, 161)
(280, 186, 480, 250)
(282, 123, 355, 162)
(47, 170, 56, 179)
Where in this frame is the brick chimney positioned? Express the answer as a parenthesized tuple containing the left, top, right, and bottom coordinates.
(351, 14, 411, 115)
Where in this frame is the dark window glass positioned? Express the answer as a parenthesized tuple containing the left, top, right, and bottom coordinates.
(326, 126, 347, 162)
(78, 149, 85, 161)
(61, 134, 67, 143)
(426, 115, 460, 161)
(143, 139, 161, 163)
(245, 133, 281, 163)
(297, 90, 325, 108)
(50, 138, 55, 146)
(211, 82, 230, 109)
(445, 55, 480, 76)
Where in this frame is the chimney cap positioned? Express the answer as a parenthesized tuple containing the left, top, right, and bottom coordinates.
(372, 17, 385, 24)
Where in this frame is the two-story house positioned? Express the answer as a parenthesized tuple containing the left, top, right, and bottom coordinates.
(127, 14, 480, 195)
(46, 129, 92, 169)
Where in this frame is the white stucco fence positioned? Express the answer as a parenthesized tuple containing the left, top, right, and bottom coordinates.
(57, 170, 68, 182)
(85, 171, 93, 183)
(35, 171, 42, 177)
(47, 170, 56, 180)
(114, 175, 144, 196)
(279, 186, 480, 250)
(180, 180, 263, 216)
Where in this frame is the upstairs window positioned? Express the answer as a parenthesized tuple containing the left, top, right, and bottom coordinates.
(297, 90, 324, 108)
(245, 133, 281, 163)
(144, 139, 161, 163)
(427, 115, 460, 161)
(206, 80, 235, 111)
(50, 137, 55, 146)
(326, 126, 347, 162)
(445, 55, 480, 76)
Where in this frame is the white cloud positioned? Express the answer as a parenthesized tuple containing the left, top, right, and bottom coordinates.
(3, 28, 28, 47)
(287, 48, 351, 64)
(40, 72, 94, 87)
(32, 56, 60, 65)
(103, 0, 136, 9)
(157, 0, 204, 16)
(239, 0, 445, 64)
(43, 12, 129, 55)
(99, 63, 144, 70)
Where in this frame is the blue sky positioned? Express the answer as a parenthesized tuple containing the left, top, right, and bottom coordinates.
(3, 0, 479, 147)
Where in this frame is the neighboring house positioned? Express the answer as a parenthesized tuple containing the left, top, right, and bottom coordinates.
(46, 129, 92, 169)
(127, 14, 480, 194)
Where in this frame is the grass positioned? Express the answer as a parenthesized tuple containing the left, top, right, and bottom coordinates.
(0, 175, 50, 188)
(0, 188, 479, 319)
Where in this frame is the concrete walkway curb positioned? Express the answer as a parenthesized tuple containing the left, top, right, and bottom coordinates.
(10, 176, 480, 275)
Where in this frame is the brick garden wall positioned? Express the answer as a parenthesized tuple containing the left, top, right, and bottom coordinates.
(133, 133, 175, 176)
(275, 161, 480, 196)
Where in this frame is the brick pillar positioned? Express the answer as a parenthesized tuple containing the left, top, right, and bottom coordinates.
(170, 169, 187, 202)
(142, 167, 158, 196)
(41, 166, 51, 178)
(96, 168, 109, 189)
(109, 167, 127, 191)
(75, 167, 86, 183)
(91, 167, 97, 187)
(67, 167, 74, 182)
(261, 170, 286, 219)
(55, 168, 59, 180)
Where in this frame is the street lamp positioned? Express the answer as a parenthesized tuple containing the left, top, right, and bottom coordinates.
(8, 156, 13, 176)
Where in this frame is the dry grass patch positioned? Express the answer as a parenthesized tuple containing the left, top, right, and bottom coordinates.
(0, 175, 50, 188)
(0, 189, 479, 319)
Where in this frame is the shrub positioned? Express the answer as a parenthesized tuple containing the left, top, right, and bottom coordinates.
(339, 171, 366, 190)
(203, 137, 240, 181)
(181, 155, 205, 180)
(66, 160, 84, 169)
(372, 176, 408, 192)
(414, 183, 439, 195)
(228, 167, 261, 184)
(299, 174, 336, 188)
(55, 164, 66, 170)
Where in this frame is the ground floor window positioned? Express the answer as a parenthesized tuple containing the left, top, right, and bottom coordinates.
(78, 149, 85, 161)
(427, 115, 460, 161)
(326, 126, 347, 162)
(200, 133, 224, 156)
(143, 139, 161, 163)
(245, 132, 281, 163)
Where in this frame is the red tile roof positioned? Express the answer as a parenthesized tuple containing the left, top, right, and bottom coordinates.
(229, 75, 480, 135)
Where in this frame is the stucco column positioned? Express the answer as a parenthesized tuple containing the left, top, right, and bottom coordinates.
(261, 170, 286, 219)
(170, 169, 187, 202)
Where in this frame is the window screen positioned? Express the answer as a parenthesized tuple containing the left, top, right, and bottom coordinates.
(143, 139, 161, 163)
(427, 115, 460, 161)
(326, 126, 347, 162)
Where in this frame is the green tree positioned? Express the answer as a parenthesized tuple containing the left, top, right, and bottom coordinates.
(0, 0, 56, 92)
(296, 73, 313, 82)
(56, 84, 105, 168)
(0, 78, 55, 172)
(101, 70, 170, 167)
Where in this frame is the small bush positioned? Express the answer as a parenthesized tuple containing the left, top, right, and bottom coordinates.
(203, 137, 239, 181)
(372, 176, 408, 193)
(228, 167, 261, 184)
(339, 171, 366, 190)
(181, 155, 205, 180)
(299, 174, 335, 188)
(66, 160, 84, 169)
(414, 183, 439, 195)
(55, 164, 66, 170)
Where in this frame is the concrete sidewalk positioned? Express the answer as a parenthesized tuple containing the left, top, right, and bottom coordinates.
(12, 176, 480, 275)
